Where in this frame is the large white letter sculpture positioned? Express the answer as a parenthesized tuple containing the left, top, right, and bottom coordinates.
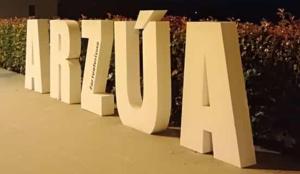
(25, 19, 50, 93)
(81, 20, 114, 115)
(50, 20, 81, 104)
(114, 10, 171, 134)
(180, 22, 256, 168)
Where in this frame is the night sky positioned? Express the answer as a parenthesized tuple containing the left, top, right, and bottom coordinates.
(58, 0, 300, 22)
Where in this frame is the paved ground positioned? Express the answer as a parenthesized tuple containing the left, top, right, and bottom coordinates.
(0, 68, 299, 174)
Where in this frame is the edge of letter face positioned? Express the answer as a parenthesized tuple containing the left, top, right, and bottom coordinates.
(81, 20, 114, 116)
(114, 12, 171, 134)
(180, 22, 256, 168)
(25, 19, 50, 93)
(50, 20, 81, 104)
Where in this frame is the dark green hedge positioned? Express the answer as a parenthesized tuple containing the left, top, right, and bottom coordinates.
(0, 9, 299, 154)
(0, 18, 26, 73)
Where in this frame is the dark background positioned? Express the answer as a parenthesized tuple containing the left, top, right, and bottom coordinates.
(58, 0, 300, 22)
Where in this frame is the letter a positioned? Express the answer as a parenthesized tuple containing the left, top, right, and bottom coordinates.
(81, 20, 114, 115)
(114, 10, 171, 134)
(50, 20, 81, 104)
(180, 22, 256, 168)
(25, 19, 50, 93)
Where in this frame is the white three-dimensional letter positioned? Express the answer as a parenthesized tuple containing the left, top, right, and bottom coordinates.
(81, 20, 114, 115)
(25, 19, 50, 93)
(50, 20, 81, 104)
(114, 10, 171, 134)
(180, 22, 256, 168)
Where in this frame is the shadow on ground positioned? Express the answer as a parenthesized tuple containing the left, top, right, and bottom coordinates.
(154, 127, 181, 138)
(156, 127, 300, 171)
(249, 152, 300, 171)
(0, 71, 17, 78)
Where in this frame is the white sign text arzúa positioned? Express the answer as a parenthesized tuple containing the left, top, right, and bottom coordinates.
(25, 10, 256, 168)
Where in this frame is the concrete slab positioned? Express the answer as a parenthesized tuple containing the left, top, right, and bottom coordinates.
(0, 68, 299, 174)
